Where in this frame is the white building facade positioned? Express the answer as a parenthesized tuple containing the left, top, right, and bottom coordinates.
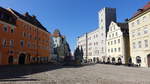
(106, 21, 130, 64)
(128, 2, 150, 67)
(77, 8, 116, 62)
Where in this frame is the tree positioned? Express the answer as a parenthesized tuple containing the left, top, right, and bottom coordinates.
(74, 46, 84, 65)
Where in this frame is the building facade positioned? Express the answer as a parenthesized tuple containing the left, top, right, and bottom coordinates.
(128, 2, 150, 67)
(106, 21, 130, 64)
(77, 8, 116, 62)
(52, 29, 71, 62)
(0, 7, 51, 65)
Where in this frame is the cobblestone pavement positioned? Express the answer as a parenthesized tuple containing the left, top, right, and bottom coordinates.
(0, 64, 150, 84)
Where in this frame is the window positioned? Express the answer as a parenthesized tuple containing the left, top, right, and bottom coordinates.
(102, 47, 104, 52)
(20, 40, 24, 48)
(137, 31, 141, 36)
(108, 42, 110, 45)
(23, 32, 26, 37)
(137, 19, 140, 24)
(10, 40, 14, 48)
(131, 22, 134, 27)
(108, 49, 110, 53)
(114, 48, 117, 52)
(3, 25, 8, 32)
(11, 27, 14, 33)
(111, 41, 113, 45)
(118, 39, 120, 43)
(143, 16, 146, 22)
(138, 41, 142, 48)
(115, 32, 118, 36)
(133, 42, 136, 49)
(144, 27, 148, 34)
(109, 35, 111, 38)
(114, 40, 116, 44)
(118, 47, 121, 52)
(144, 40, 148, 48)
(0, 13, 4, 18)
(132, 32, 135, 37)
(111, 48, 113, 53)
(28, 42, 31, 48)
(2, 40, 6, 48)
(112, 33, 114, 37)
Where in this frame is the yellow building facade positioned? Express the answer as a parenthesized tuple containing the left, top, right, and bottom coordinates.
(128, 2, 150, 67)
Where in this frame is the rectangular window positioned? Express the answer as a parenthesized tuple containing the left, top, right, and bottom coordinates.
(2, 40, 6, 48)
(28, 42, 31, 48)
(118, 47, 120, 52)
(118, 39, 120, 44)
(10, 40, 14, 48)
(114, 48, 117, 52)
(108, 49, 110, 53)
(144, 40, 148, 48)
(111, 48, 113, 53)
(132, 32, 135, 37)
(138, 41, 142, 48)
(133, 42, 136, 49)
(111, 41, 113, 45)
(131, 22, 134, 27)
(108, 42, 110, 45)
(144, 28, 148, 34)
(115, 32, 118, 36)
(114, 40, 116, 44)
(137, 31, 141, 36)
(20, 40, 24, 48)
(137, 19, 140, 24)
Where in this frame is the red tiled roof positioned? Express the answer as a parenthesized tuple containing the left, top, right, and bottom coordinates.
(133, 2, 150, 18)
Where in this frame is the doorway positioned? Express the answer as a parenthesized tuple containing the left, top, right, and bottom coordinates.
(18, 53, 26, 64)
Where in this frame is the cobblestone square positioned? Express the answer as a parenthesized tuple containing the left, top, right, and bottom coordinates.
(0, 64, 150, 84)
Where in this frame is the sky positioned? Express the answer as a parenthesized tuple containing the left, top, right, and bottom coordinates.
(0, 0, 149, 52)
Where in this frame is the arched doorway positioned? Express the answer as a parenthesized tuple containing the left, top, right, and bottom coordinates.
(8, 56, 13, 64)
(118, 57, 122, 64)
(112, 57, 115, 64)
(136, 56, 141, 67)
(147, 54, 150, 67)
(18, 53, 26, 64)
(136, 56, 141, 63)
(128, 58, 132, 64)
(107, 57, 110, 64)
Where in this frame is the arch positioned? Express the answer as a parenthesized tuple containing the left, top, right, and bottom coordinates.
(118, 57, 122, 64)
(102, 57, 105, 63)
(96, 57, 99, 63)
(107, 57, 110, 64)
(147, 54, 150, 67)
(136, 56, 141, 64)
(93, 57, 96, 63)
(18, 53, 26, 64)
(128, 57, 132, 64)
(112, 57, 116, 64)
(8, 56, 13, 64)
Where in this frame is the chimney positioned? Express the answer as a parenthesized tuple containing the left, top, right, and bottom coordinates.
(24, 12, 29, 16)
(137, 9, 143, 12)
(32, 15, 36, 19)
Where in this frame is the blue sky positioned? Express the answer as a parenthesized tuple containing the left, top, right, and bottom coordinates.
(0, 0, 149, 51)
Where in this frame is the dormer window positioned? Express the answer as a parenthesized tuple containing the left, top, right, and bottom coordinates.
(3, 25, 8, 32)
(0, 13, 4, 19)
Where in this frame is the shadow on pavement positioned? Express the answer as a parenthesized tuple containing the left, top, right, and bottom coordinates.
(0, 63, 97, 82)
(0, 63, 63, 82)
